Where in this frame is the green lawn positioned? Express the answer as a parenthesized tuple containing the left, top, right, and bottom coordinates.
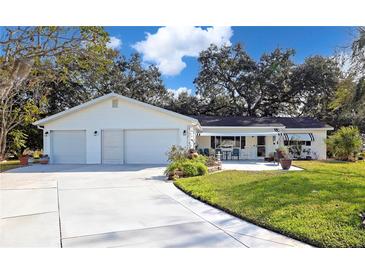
(175, 161, 365, 247)
(0, 160, 21, 172)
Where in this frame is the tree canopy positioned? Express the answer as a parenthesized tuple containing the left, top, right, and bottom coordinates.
(1, 26, 364, 159)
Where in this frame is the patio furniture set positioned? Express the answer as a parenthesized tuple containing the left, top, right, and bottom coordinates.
(199, 148, 241, 161)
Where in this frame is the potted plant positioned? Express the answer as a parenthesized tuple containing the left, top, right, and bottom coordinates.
(18, 149, 33, 166)
(275, 146, 288, 159)
(19, 154, 29, 165)
(276, 146, 292, 170)
(39, 154, 50, 164)
(280, 156, 292, 170)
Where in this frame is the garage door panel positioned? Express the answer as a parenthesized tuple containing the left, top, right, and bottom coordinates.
(51, 130, 86, 164)
(102, 130, 123, 164)
(125, 130, 178, 164)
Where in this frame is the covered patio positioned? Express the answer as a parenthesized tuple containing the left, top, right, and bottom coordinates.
(197, 128, 282, 160)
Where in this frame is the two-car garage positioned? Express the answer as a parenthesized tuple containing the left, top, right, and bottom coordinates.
(36, 93, 198, 165)
(50, 129, 180, 164)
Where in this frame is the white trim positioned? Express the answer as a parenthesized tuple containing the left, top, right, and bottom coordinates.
(203, 126, 333, 130)
(199, 132, 278, 136)
(33, 93, 199, 126)
(202, 126, 285, 129)
(284, 127, 334, 131)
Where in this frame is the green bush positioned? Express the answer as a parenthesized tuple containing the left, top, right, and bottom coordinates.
(193, 154, 208, 164)
(164, 157, 209, 178)
(164, 160, 184, 175)
(180, 162, 199, 177)
(327, 126, 363, 161)
(195, 162, 208, 175)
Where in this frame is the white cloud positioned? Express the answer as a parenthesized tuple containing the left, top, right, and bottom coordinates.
(133, 26, 233, 76)
(107, 36, 122, 49)
(168, 87, 192, 97)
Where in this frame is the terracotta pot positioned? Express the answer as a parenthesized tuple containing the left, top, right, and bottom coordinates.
(280, 159, 292, 170)
(19, 155, 29, 166)
(39, 157, 49, 164)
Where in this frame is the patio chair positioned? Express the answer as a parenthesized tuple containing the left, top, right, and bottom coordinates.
(231, 148, 240, 160)
(198, 148, 204, 155)
(203, 148, 210, 156)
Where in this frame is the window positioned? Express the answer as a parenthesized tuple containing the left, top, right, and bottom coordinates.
(112, 99, 118, 108)
(221, 136, 235, 147)
(257, 136, 265, 146)
(211, 136, 244, 149)
(284, 140, 311, 146)
(240, 136, 246, 149)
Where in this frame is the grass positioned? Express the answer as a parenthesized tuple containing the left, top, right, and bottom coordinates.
(0, 160, 21, 172)
(174, 160, 365, 247)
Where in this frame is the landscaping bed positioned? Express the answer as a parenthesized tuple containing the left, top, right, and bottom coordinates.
(0, 160, 21, 172)
(165, 146, 221, 180)
(174, 160, 365, 247)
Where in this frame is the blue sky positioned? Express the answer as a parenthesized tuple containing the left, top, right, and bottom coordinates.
(106, 26, 355, 94)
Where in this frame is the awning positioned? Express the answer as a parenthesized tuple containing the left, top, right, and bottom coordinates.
(199, 132, 278, 137)
(284, 133, 314, 141)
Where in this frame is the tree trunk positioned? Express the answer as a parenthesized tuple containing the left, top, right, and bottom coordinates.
(0, 130, 7, 161)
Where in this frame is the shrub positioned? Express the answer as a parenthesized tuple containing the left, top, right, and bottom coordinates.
(164, 160, 184, 175)
(194, 154, 208, 164)
(164, 157, 209, 178)
(166, 145, 188, 162)
(180, 162, 199, 177)
(7, 130, 28, 157)
(195, 162, 208, 175)
(327, 126, 363, 161)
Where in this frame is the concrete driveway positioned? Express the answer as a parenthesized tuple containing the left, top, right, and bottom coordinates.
(0, 164, 309, 248)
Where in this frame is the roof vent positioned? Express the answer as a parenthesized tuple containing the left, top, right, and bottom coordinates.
(112, 99, 118, 108)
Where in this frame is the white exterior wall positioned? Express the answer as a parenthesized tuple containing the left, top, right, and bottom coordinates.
(196, 136, 211, 148)
(283, 129, 329, 160)
(196, 127, 330, 160)
(43, 98, 191, 164)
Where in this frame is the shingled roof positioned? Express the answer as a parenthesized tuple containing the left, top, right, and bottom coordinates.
(189, 115, 333, 129)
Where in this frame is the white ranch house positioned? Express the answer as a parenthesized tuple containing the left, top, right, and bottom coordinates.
(33, 93, 333, 164)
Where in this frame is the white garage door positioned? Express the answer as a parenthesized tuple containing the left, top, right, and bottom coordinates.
(51, 130, 86, 164)
(125, 129, 179, 164)
(102, 130, 123, 164)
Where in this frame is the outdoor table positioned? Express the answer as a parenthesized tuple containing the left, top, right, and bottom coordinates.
(222, 150, 231, 160)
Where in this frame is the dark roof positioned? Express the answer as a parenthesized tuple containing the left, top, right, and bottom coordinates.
(189, 115, 332, 129)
